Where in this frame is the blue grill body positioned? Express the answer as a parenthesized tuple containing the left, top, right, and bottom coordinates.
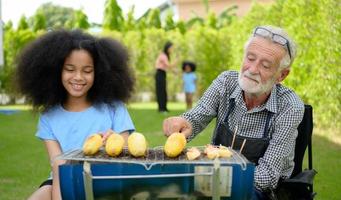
(59, 149, 255, 200)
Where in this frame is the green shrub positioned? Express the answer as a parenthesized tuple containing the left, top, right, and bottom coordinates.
(1, 0, 339, 131)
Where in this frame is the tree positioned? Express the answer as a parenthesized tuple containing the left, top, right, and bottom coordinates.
(164, 11, 176, 31)
(73, 10, 90, 30)
(4, 21, 13, 31)
(103, 0, 124, 31)
(136, 18, 147, 31)
(176, 20, 187, 35)
(205, 11, 217, 29)
(32, 11, 47, 32)
(17, 15, 29, 30)
(146, 9, 161, 29)
(184, 2, 237, 30)
(123, 6, 136, 32)
(1, 29, 36, 99)
(217, 5, 238, 28)
(32, 2, 75, 29)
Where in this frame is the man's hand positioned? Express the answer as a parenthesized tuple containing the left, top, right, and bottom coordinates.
(163, 117, 192, 138)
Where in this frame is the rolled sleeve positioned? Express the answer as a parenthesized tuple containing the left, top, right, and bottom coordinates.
(182, 72, 232, 140)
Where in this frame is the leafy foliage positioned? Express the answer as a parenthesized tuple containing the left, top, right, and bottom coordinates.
(33, 2, 75, 29)
(226, 0, 341, 129)
(146, 9, 162, 29)
(164, 11, 176, 31)
(1, 28, 37, 98)
(103, 0, 124, 31)
(1, 0, 339, 131)
(32, 11, 47, 32)
(17, 16, 29, 30)
(71, 10, 90, 30)
(122, 6, 136, 32)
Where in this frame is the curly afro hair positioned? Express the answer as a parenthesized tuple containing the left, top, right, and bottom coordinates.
(15, 29, 135, 112)
(182, 61, 196, 72)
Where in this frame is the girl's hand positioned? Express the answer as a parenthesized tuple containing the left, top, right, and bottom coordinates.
(101, 129, 117, 145)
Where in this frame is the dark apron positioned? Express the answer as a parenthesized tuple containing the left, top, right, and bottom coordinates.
(212, 99, 273, 165)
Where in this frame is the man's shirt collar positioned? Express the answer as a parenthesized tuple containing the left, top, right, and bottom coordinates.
(229, 83, 278, 114)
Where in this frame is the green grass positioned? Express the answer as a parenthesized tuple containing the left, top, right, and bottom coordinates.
(0, 103, 340, 199)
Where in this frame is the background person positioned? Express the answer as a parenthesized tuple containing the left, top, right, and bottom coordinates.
(15, 29, 135, 200)
(154, 41, 177, 113)
(162, 25, 304, 199)
(182, 61, 197, 110)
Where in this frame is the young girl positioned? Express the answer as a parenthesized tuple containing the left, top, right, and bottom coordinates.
(182, 61, 197, 110)
(15, 29, 135, 200)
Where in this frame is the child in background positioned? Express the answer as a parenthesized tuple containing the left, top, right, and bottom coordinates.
(15, 29, 135, 200)
(182, 61, 197, 110)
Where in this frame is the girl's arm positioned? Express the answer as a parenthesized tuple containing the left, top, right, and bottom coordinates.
(44, 140, 65, 200)
(161, 54, 178, 69)
(120, 131, 130, 145)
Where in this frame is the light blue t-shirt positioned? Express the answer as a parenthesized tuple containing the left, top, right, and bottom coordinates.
(36, 101, 135, 152)
(183, 72, 197, 93)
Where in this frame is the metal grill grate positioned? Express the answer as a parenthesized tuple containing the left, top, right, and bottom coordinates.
(58, 146, 248, 170)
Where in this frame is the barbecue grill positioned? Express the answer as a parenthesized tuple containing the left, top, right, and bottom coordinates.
(58, 146, 255, 200)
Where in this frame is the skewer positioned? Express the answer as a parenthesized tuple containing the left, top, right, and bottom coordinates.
(240, 139, 247, 154)
(231, 126, 238, 149)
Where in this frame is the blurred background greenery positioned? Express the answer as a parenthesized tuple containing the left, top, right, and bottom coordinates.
(1, 0, 340, 133)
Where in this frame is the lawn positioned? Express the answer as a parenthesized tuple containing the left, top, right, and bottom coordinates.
(0, 103, 340, 200)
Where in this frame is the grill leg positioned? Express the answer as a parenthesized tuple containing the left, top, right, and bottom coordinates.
(83, 161, 94, 200)
(212, 158, 221, 200)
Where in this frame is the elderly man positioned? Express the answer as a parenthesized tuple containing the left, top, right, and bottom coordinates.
(163, 25, 304, 199)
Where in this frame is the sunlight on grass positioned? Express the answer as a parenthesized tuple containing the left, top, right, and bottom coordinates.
(0, 104, 32, 110)
(314, 127, 341, 145)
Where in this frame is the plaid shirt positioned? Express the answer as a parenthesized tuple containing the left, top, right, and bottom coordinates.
(182, 71, 304, 191)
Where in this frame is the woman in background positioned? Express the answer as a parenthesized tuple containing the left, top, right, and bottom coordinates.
(154, 41, 177, 113)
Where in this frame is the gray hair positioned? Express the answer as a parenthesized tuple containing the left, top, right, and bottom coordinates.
(244, 25, 297, 69)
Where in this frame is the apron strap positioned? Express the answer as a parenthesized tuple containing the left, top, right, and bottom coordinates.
(225, 98, 273, 139)
(224, 99, 235, 122)
(263, 112, 274, 139)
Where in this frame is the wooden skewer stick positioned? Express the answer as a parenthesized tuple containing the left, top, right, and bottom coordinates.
(240, 139, 247, 154)
(231, 126, 238, 149)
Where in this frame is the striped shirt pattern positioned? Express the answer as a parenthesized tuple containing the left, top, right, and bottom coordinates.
(182, 71, 304, 191)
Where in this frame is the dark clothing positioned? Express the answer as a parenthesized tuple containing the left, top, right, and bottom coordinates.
(213, 99, 273, 165)
(39, 179, 52, 188)
(182, 71, 305, 191)
(213, 98, 273, 199)
(155, 69, 168, 112)
(252, 188, 271, 200)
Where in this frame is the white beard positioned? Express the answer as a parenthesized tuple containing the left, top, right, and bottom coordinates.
(238, 70, 276, 95)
